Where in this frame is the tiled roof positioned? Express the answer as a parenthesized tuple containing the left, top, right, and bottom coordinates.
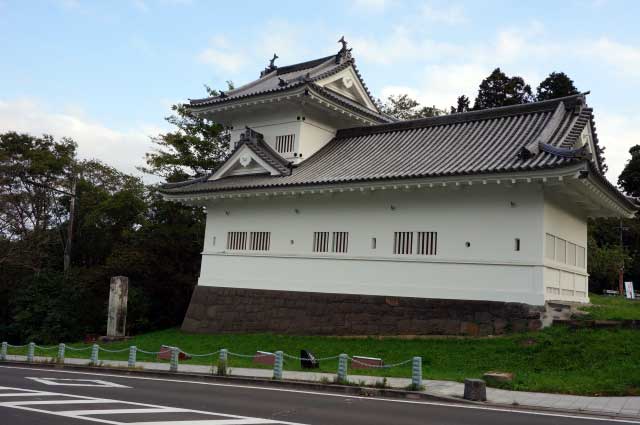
(161, 94, 631, 209)
(187, 50, 385, 119)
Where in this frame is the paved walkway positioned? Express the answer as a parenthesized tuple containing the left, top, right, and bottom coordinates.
(5, 355, 640, 419)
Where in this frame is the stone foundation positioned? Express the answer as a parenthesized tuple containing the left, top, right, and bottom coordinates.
(182, 286, 543, 336)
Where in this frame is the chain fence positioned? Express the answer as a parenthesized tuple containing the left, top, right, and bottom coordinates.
(0, 339, 423, 389)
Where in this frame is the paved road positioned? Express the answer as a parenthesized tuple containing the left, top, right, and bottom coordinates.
(0, 365, 636, 425)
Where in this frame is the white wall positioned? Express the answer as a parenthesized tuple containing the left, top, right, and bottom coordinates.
(542, 195, 589, 303)
(199, 183, 550, 305)
(230, 107, 303, 160)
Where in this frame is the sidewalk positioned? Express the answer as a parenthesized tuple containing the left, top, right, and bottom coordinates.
(6, 355, 640, 419)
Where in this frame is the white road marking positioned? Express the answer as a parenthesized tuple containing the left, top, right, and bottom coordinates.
(26, 377, 130, 388)
(0, 365, 636, 424)
(61, 407, 190, 416)
(0, 391, 60, 397)
(129, 421, 284, 425)
(1, 399, 113, 407)
(0, 383, 306, 425)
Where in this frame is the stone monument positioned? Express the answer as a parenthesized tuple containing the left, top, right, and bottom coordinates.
(107, 276, 128, 338)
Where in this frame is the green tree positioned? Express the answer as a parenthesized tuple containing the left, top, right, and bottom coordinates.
(142, 85, 232, 181)
(450, 95, 470, 114)
(379, 94, 447, 120)
(536, 72, 579, 101)
(473, 68, 533, 110)
(618, 145, 640, 197)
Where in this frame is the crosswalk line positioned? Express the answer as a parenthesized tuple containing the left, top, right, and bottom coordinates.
(62, 407, 191, 416)
(127, 420, 287, 425)
(2, 399, 113, 407)
(0, 391, 60, 397)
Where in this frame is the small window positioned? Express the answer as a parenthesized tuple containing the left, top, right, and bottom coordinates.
(567, 242, 576, 266)
(416, 232, 437, 255)
(313, 232, 329, 253)
(556, 238, 566, 263)
(249, 232, 271, 251)
(545, 234, 555, 259)
(275, 134, 295, 153)
(514, 238, 520, 251)
(371, 237, 377, 249)
(393, 232, 414, 255)
(213, 236, 216, 246)
(332, 232, 349, 253)
(577, 245, 586, 268)
(227, 231, 247, 250)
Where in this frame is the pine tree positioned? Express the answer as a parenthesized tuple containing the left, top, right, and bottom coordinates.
(536, 72, 579, 101)
(473, 68, 533, 110)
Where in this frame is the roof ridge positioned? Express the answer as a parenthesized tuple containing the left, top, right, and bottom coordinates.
(336, 94, 587, 139)
(276, 54, 337, 75)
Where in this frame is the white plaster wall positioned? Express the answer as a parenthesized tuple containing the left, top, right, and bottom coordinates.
(299, 114, 337, 160)
(230, 108, 303, 160)
(199, 184, 548, 305)
(542, 195, 589, 303)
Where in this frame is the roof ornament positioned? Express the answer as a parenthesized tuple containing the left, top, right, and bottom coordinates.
(336, 36, 353, 63)
(278, 77, 289, 87)
(260, 53, 279, 77)
(219, 91, 227, 98)
(269, 53, 279, 69)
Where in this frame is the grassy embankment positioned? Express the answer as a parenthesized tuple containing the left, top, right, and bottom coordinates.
(5, 293, 640, 396)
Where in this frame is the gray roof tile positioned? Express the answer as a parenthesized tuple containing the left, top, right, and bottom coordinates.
(161, 94, 632, 209)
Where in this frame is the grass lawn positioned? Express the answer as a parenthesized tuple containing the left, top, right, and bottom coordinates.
(579, 293, 640, 320)
(6, 325, 640, 396)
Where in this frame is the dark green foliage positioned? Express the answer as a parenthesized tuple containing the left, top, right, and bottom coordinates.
(378, 94, 447, 120)
(473, 68, 533, 110)
(536, 72, 579, 101)
(618, 145, 640, 198)
(451, 95, 470, 114)
(141, 84, 232, 180)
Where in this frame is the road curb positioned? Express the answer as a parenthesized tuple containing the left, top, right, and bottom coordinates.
(0, 360, 458, 403)
(2, 360, 638, 422)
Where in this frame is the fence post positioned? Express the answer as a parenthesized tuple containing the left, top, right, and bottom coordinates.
(273, 351, 283, 380)
(169, 347, 179, 372)
(128, 346, 137, 368)
(57, 343, 66, 363)
(27, 342, 35, 362)
(411, 356, 422, 389)
(90, 344, 99, 365)
(0, 342, 7, 361)
(337, 353, 348, 384)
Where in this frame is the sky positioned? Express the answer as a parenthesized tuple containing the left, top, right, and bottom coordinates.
(1, 0, 639, 183)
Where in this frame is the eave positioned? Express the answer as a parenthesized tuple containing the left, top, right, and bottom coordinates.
(160, 163, 636, 218)
(186, 84, 390, 125)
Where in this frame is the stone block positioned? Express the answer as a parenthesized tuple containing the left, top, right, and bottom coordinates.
(180, 286, 545, 337)
(463, 379, 487, 401)
(483, 371, 514, 386)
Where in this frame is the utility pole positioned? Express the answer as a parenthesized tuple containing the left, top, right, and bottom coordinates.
(619, 218, 625, 296)
(63, 174, 77, 273)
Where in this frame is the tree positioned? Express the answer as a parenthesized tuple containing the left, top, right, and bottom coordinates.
(142, 85, 232, 181)
(379, 94, 447, 120)
(0, 132, 77, 271)
(473, 68, 533, 110)
(536, 72, 579, 101)
(618, 145, 640, 197)
(450, 95, 470, 114)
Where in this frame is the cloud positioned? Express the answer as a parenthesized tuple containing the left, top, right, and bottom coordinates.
(350, 27, 461, 65)
(595, 112, 640, 183)
(0, 98, 165, 180)
(589, 38, 640, 79)
(197, 36, 247, 74)
(421, 3, 467, 25)
(349, 0, 391, 12)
